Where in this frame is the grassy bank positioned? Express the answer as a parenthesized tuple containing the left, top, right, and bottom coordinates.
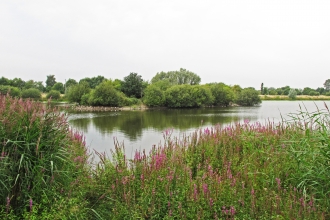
(1, 96, 330, 219)
(260, 95, 330, 100)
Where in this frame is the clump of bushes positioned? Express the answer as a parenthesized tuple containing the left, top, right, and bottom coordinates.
(0, 85, 21, 97)
(22, 88, 41, 100)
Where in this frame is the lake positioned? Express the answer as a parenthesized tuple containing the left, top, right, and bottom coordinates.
(68, 101, 330, 158)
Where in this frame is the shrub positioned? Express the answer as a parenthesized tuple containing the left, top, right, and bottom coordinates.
(22, 88, 41, 100)
(235, 87, 261, 106)
(89, 81, 125, 106)
(46, 90, 61, 100)
(0, 85, 21, 97)
(0, 95, 89, 218)
(143, 85, 166, 107)
(66, 82, 91, 104)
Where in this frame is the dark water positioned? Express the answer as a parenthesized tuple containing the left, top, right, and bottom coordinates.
(68, 101, 330, 158)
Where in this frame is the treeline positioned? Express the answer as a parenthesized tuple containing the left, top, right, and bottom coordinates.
(0, 68, 262, 107)
(261, 84, 330, 96)
(66, 68, 261, 107)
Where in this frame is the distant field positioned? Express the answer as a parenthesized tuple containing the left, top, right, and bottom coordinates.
(260, 95, 330, 100)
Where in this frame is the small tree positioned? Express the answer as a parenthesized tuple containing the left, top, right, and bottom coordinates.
(323, 79, 330, 91)
(288, 89, 297, 100)
(121, 73, 144, 98)
(52, 82, 65, 94)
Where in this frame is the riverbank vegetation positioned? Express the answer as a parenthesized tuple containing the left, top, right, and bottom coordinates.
(1, 95, 330, 219)
(2, 72, 330, 107)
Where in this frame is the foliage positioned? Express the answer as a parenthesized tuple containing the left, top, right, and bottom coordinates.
(21, 88, 41, 100)
(66, 82, 91, 104)
(151, 68, 201, 85)
(0, 85, 21, 97)
(88, 81, 125, 106)
(309, 91, 320, 96)
(165, 85, 213, 108)
(143, 85, 166, 107)
(288, 88, 297, 100)
(235, 87, 261, 106)
(79, 75, 106, 89)
(0, 96, 89, 218)
(208, 83, 234, 106)
(45, 75, 56, 90)
(64, 78, 78, 92)
(121, 72, 144, 98)
(52, 82, 65, 94)
(46, 90, 61, 100)
(323, 79, 330, 91)
(302, 87, 315, 95)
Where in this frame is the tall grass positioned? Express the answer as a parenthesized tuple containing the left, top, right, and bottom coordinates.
(0, 95, 89, 218)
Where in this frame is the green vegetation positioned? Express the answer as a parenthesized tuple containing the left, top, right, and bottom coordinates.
(46, 90, 61, 100)
(0, 96, 89, 218)
(2, 72, 330, 107)
(21, 88, 42, 100)
(2, 96, 330, 218)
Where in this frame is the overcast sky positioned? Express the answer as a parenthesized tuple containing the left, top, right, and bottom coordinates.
(1, 0, 329, 89)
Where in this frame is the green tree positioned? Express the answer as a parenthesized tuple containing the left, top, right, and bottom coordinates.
(65, 79, 78, 92)
(302, 87, 314, 95)
(288, 89, 297, 100)
(52, 82, 65, 94)
(235, 88, 261, 106)
(0, 77, 10, 86)
(121, 72, 144, 98)
(11, 78, 25, 90)
(323, 79, 330, 91)
(79, 76, 106, 89)
(46, 75, 56, 88)
(151, 68, 201, 85)
(66, 82, 91, 104)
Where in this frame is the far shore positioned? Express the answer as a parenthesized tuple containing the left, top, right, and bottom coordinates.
(260, 95, 330, 100)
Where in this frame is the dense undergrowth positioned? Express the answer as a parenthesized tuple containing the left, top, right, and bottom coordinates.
(1, 95, 330, 219)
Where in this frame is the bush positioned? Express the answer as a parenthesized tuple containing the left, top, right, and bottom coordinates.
(0, 95, 88, 218)
(143, 85, 166, 107)
(46, 90, 61, 100)
(0, 85, 21, 97)
(66, 82, 91, 104)
(235, 87, 261, 106)
(89, 81, 125, 106)
(22, 88, 41, 100)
